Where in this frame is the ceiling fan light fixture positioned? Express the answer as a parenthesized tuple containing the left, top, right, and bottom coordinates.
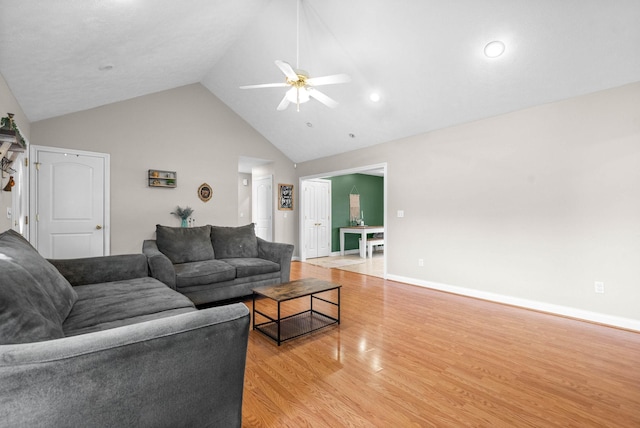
(286, 87, 310, 104)
(484, 40, 505, 58)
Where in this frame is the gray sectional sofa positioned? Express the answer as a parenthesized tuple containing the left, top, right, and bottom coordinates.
(143, 223, 294, 306)
(0, 229, 250, 428)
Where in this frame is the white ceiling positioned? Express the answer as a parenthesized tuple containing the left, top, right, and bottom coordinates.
(1, 0, 639, 163)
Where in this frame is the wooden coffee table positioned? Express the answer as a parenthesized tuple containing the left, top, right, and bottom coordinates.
(252, 278, 341, 345)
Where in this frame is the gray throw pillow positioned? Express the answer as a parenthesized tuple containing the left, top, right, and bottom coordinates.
(0, 246, 65, 344)
(210, 224, 259, 259)
(155, 225, 214, 264)
(0, 229, 77, 324)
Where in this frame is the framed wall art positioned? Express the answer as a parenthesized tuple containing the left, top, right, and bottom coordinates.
(198, 183, 212, 202)
(278, 183, 293, 210)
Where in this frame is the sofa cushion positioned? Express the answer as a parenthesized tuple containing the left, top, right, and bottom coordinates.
(0, 259, 65, 344)
(174, 259, 237, 288)
(210, 224, 258, 259)
(156, 224, 214, 264)
(220, 258, 280, 278)
(0, 229, 77, 324)
(63, 277, 195, 336)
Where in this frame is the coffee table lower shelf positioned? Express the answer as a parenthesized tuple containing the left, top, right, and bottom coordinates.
(254, 310, 338, 345)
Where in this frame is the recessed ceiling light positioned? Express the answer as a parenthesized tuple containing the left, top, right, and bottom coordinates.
(484, 41, 505, 58)
(349, 133, 356, 138)
(369, 93, 381, 102)
(306, 122, 313, 127)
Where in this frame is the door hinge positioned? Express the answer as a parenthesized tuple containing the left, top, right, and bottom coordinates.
(36, 214, 39, 222)
(24, 157, 29, 167)
(25, 216, 28, 225)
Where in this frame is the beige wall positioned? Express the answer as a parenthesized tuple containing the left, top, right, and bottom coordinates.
(0, 74, 30, 232)
(4, 70, 639, 326)
(297, 82, 640, 324)
(31, 83, 298, 254)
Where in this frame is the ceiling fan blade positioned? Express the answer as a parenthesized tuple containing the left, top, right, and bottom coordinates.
(308, 88, 338, 108)
(275, 60, 299, 81)
(239, 82, 288, 89)
(306, 73, 351, 86)
(276, 92, 291, 111)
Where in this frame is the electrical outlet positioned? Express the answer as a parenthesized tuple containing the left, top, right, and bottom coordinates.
(6, 207, 11, 219)
(595, 281, 605, 294)
(418, 258, 424, 267)
(397, 210, 404, 218)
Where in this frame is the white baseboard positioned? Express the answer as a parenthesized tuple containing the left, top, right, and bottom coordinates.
(296, 249, 359, 261)
(330, 249, 360, 257)
(386, 274, 640, 332)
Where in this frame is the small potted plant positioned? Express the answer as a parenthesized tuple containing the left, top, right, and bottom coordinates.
(171, 206, 193, 227)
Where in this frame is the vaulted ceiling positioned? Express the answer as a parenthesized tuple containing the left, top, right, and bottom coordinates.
(1, 0, 639, 163)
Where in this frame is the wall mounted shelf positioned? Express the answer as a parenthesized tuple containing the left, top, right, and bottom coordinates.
(148, 169, 177, 188)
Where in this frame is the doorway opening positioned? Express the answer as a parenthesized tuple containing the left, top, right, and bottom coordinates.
(238, 156, 273, 240)
(299, 163, 387, 278)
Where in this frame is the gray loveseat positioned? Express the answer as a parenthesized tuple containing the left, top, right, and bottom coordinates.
(143, 224, 294, 306)
(0, 229, 250, 428)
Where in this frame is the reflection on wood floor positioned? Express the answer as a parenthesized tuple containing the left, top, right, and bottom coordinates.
(241, 261, 640, 427)
(302, 252, 384, 278)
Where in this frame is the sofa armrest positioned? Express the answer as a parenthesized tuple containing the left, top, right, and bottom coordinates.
(257, 237, 294, 283)
(0, 303, 250, 428)
(142, 240, 177, 289)
(48, 254, 149, 286)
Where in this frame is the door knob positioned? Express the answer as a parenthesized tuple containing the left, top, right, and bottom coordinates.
(96, 225, 103, 230)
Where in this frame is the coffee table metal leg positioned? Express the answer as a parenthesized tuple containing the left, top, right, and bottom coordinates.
(277, 301, 281, 346)
(338, 288, 341, 324)
(252, 292, 256, 330)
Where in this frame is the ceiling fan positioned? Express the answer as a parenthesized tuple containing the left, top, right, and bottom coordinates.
(239, 0, 350, 112)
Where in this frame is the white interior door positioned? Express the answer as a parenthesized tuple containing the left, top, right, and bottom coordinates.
(30, 146, 110, 258)
(303, 179, 330, 259)
(10, 153, 29, 238)
(252, 175, 272, 241)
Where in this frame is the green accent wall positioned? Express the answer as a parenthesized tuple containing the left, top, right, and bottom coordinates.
(329, 174, 384, 252)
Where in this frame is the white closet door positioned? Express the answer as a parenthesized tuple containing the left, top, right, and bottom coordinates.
(253, 175, 273, 241)
(303, 179, 330, 259)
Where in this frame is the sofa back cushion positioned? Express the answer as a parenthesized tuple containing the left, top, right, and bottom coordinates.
(156, 225, 215, 264)
(210, 224, 259, 259)
(0, 229, 77, 324)
(0, 230, 67, 344)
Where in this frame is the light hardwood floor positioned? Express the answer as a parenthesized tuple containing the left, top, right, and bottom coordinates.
(241, 262, 640, 427)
